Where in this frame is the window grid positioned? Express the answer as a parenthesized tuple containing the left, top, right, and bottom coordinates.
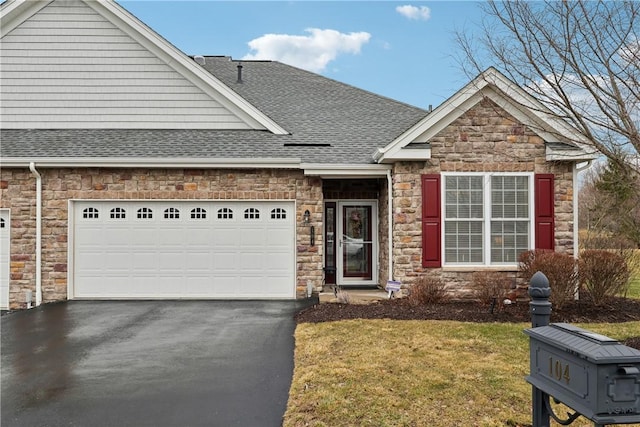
(0, 218, 5, 228)
(137, 207, 153, 219)
(270, 208, 287, 219)
(164, 208, 180, 219)
(491, 221, 529, 263)
(83, 207, 99, 219)
(244, 208, 260, 219)
(444, 176, 484, 263)
(443, 174, 531, 265)
(191, 207, 207, 219)
(217, 208, 233, 219)
(110, 207, 126, 219)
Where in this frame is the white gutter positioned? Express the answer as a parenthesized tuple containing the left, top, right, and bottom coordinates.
(302, 163, 392, 178)
(386, 170, 393, 282)
(2, 157, 302, 169)
(28, 162, 42, 307)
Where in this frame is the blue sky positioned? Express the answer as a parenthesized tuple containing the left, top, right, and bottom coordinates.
(118, 1, 484, 110)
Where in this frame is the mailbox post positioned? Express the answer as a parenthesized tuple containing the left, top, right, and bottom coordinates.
(528, 272, 552, 427)
(525, 272, 640, 427)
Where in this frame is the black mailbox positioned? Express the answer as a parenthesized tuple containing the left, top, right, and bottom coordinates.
(525, 323, 640, 425)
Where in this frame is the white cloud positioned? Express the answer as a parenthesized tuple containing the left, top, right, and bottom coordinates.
(242, 28, 371, 73)
(396, 5, 431, 21)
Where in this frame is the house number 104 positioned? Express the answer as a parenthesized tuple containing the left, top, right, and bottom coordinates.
(549, 357, 571, 384)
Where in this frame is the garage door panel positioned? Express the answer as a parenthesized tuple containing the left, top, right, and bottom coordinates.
(154, 276, 184, 295)
(186, 252, 213, 271)
(184, 227, 213, 245)
(73, 201, 294, 299)
(131, 252, 159, 270)
(211, 228, 239, 246)
(266, 252, 291, 270)
(1, 211, 10, 309)
(238, 228, 267, 246)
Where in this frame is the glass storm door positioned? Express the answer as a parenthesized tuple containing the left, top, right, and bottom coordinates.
(337, 203, 376, 285)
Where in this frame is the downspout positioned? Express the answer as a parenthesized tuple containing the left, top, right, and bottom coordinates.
(387, 170, 393, 282)
(29, 162, 42, 307)
(573, 160, 592, 259)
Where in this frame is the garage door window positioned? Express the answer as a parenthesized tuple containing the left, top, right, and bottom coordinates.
(137, 208, 153, 219)
(110, 207, 126, 219)
(271, 208, 287, 219)
(164, 208, 180, 219)
(83, 207, 99, 219)
(0, 218, 4, 228)
(244, 208, 260, 219)
(218, 208, 233, 219)
(191, 208, 207, 219)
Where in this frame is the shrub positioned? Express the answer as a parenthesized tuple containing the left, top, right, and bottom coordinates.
(408, 276, 449, 305)
(579, 250, 630, 306)
(471, 271, 513, 306)
(518, 250, 579, 310)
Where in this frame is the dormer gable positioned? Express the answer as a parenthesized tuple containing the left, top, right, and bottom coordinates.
(374, 67, 597, 163)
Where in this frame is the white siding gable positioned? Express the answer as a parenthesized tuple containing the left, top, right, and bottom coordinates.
(0, 0, 253, 130)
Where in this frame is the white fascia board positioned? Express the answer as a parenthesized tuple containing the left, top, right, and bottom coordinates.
(545, 146, 599, 162)
(85, 1, 288, 135)
(375, 88, 485, 163)
(376, 67, 594, 163)
(375, 148, 431, 163)
(0, 0, 50, 36)
(482, 68, 595, 153)
(1, 157, 302, 169)
(302, 163, 391, 178)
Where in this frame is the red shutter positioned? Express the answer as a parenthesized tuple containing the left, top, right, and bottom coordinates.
(535, 174, 555, 250)
(422, 174, 441, 267)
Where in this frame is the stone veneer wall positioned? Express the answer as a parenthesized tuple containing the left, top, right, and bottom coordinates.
(0, 168, 323, 309)
(392, 98, 575, 300)
(378, 178, 390, 288)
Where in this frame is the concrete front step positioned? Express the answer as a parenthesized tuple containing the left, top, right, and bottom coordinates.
(318, 288, 394, 304)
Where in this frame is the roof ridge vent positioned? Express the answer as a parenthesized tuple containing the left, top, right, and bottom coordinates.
(194, 55, 205, 65)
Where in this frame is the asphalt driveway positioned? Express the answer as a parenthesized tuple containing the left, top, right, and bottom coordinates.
(1, 300, 314, 427)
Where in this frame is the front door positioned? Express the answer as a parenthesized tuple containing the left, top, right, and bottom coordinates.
(337, 202, 377, 286)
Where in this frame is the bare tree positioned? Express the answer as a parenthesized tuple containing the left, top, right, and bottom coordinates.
(457, 1, 639, 174)
(579, 160, 640, 249)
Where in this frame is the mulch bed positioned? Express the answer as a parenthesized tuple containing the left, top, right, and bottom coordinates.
(295, 296, 640, 350)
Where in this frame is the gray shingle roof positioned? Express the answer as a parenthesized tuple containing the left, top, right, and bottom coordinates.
(1, 57, 428, 165)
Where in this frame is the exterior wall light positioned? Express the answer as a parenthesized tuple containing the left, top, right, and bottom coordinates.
(303, 209, 310, 226)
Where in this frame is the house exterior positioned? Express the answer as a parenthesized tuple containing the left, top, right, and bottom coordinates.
(0, 0, 596, 310)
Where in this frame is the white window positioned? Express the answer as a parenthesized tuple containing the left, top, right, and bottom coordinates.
(270, 208, 287, 219)
(191, 207, 207, 219)
(217, 208, 233, 219)
(137, 208, 153, 219)
(164, 208, 180, 219)
(83, 207, 99, 219)
(443, 173, 532, 265)
(110, 207, 126, 219)
(244, 208, 260, 219)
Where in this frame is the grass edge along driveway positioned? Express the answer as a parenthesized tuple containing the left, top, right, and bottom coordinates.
(284, 319, 640, 427)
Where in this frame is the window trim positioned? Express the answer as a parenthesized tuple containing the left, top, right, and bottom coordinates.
(441, 172, 535, 267)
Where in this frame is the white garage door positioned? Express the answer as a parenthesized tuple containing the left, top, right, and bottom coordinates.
(72, 201, 295, 299)
(0, 209, 9, 310)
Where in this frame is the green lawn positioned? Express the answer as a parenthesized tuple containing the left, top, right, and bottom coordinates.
(285, 320, 640, 427)
(629, 275, 640, 299)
